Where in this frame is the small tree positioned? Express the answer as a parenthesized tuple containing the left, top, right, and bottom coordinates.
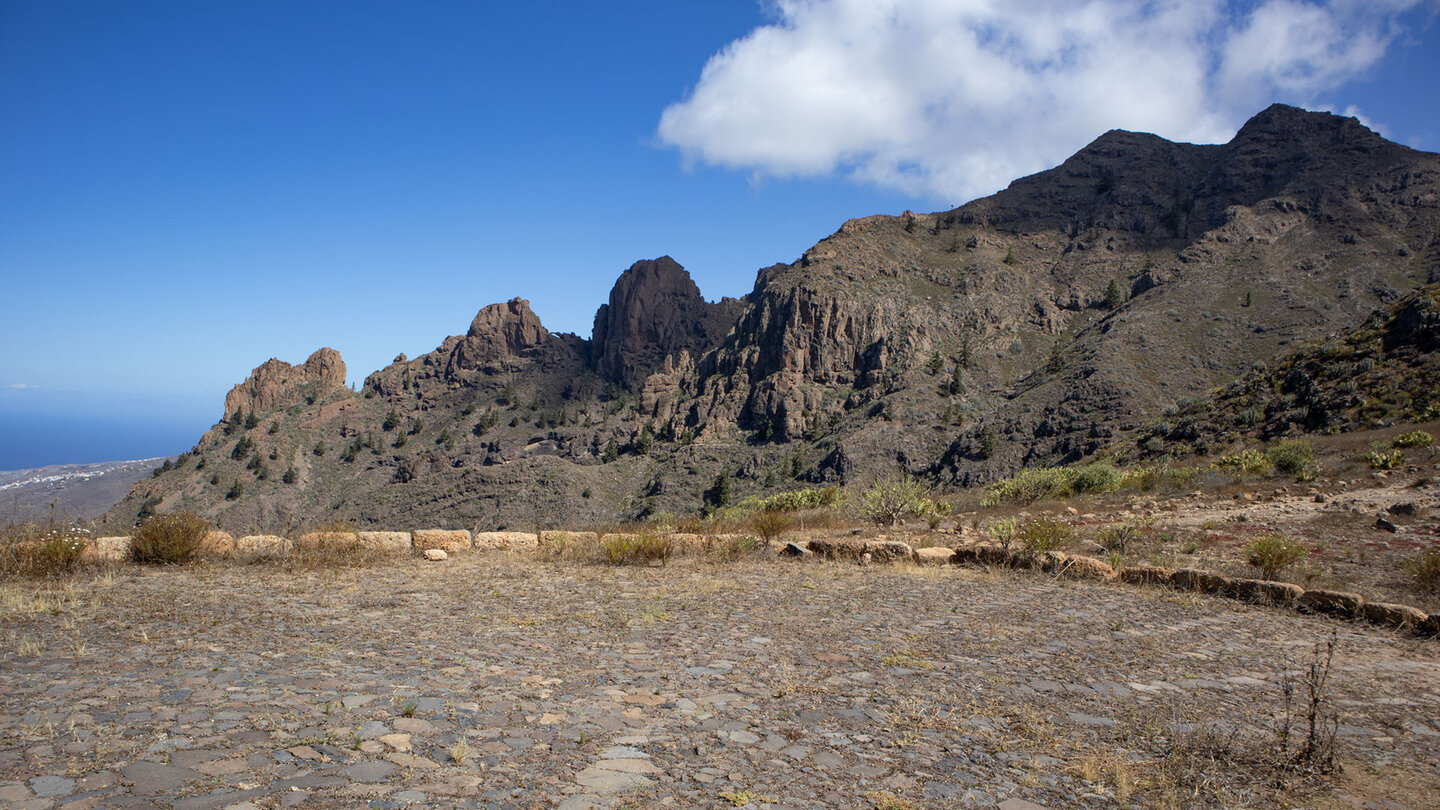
(1103, 279, 1125, 310)
(231, 435, 254, 461)
(313, 440, 326, 457)
(382, 408, 401, 432)
(282, 467, 298, 484)
(243, 411, 260, 430)
(226, 480, 244, 500)
(705, 472, 733, 509)
(859, 475, 936, 527)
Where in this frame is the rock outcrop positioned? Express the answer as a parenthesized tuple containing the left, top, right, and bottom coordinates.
(592, 257, 735, 388)
(223, 348, 345, 417)
(447, 298, 550, 374)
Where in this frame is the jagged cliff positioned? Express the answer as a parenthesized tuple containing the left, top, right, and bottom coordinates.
(109, 105, 1440, 532)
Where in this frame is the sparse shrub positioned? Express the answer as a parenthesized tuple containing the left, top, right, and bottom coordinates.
(1393, 430, 1434, 449)
(313, 440, 326, 456)
(1364, 448, 1404, 469)
(130, 512, 208, 565)
(989, 518, 1018, 549)
(1405, 549, 1440, 595)
(1266, 440, 1315, 476)
(749, 509, 793, 542)
(1244, 533, 1309, 580)
(1213, 448, 1272, 477)
(1018, 519, 1074, 553)
(601, 532, 675, 566)
(1096, 521, 1145, 554)
(226, 480, 244, 500)
(705, 534, 763, 562)
(0, 522, 91, 578)
(282, 467, 298, 484)
(859, 475, 936, 526)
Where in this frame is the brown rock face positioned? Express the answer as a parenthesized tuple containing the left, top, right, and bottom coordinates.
(592, 257, 734, 389)
(446, 298, 550, 374)
(224, 348, 345, 417)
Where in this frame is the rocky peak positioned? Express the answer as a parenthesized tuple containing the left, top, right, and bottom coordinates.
(223, 347, 345, 417)
(592, 257, 730, 388)
(447, 298, 550, 373)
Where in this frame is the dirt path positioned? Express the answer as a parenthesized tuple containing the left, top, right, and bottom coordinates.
(2, 554, 1437, 809)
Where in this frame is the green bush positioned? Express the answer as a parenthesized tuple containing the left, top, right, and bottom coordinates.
(1365, 449, 1404, 469)
(1018, 520, 1074, 553)
(735, 486, 847, 513)
(1393, 430, 1434, 449)
(1072, 462, 1123, 494)
(1266, 440, 1315, 475)
(858, 475, 937, 526)
(981, 467, 1074, 506)
(1213, 449, 1272, 477)
(131, 512, 209, 565)
(1244, 533, 1309, 580)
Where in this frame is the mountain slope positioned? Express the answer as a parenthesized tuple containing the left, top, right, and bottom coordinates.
(109, 105, 1440, 532)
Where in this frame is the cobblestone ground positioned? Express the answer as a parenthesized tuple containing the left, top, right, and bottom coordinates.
(2, 555, 1437, 809)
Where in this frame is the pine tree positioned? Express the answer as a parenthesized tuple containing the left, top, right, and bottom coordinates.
(1103, 278, 1125, 310)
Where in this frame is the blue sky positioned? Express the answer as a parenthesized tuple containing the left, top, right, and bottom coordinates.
(1, 0, 1437, 469)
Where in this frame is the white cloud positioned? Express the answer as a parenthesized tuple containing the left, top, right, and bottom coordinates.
(658, 0, 1426, 203)
(6, 383, 37, 390)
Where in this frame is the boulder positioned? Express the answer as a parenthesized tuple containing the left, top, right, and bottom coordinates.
(1362, 602, 1428, 630)
(357, 531, 413, 554)
(236, 535, 290, 560)
(807, 538, 865, 561)
(1120, 565, 1175, 586)
(199, 530, 234, 557)
(863, 540, 916, 563)
(1421, 614, 1440, 637)
(1226, 578, 1302, 605)
(1170, 568, 1227, 593)
(914, 546, 955, 566)
(538, 531, 599, 554)
(81, 536, 132, 564)
(472, 532, 539, 551)
(974, 545, 1014, 567)
(1053, 554, 1116, 581)
(780, 542, 813, 558)
(295, 531, 360, 549)
(412, 529, 472, 553)
(669, 533, 710, 553)
(423, 549, 448, 562)
(1297, 589, 1364, 618)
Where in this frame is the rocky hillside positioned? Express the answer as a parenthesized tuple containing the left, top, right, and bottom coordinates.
(1128, 283, 1440, 457)
(109, 105, 1440, 533)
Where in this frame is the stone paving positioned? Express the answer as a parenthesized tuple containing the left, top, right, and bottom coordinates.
(1, 554, 1437, 809)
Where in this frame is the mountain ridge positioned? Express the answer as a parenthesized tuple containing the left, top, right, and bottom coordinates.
(108, 104, 1440, 532)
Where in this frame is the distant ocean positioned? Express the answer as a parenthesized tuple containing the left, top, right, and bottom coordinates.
(0, 412, 212, 471)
